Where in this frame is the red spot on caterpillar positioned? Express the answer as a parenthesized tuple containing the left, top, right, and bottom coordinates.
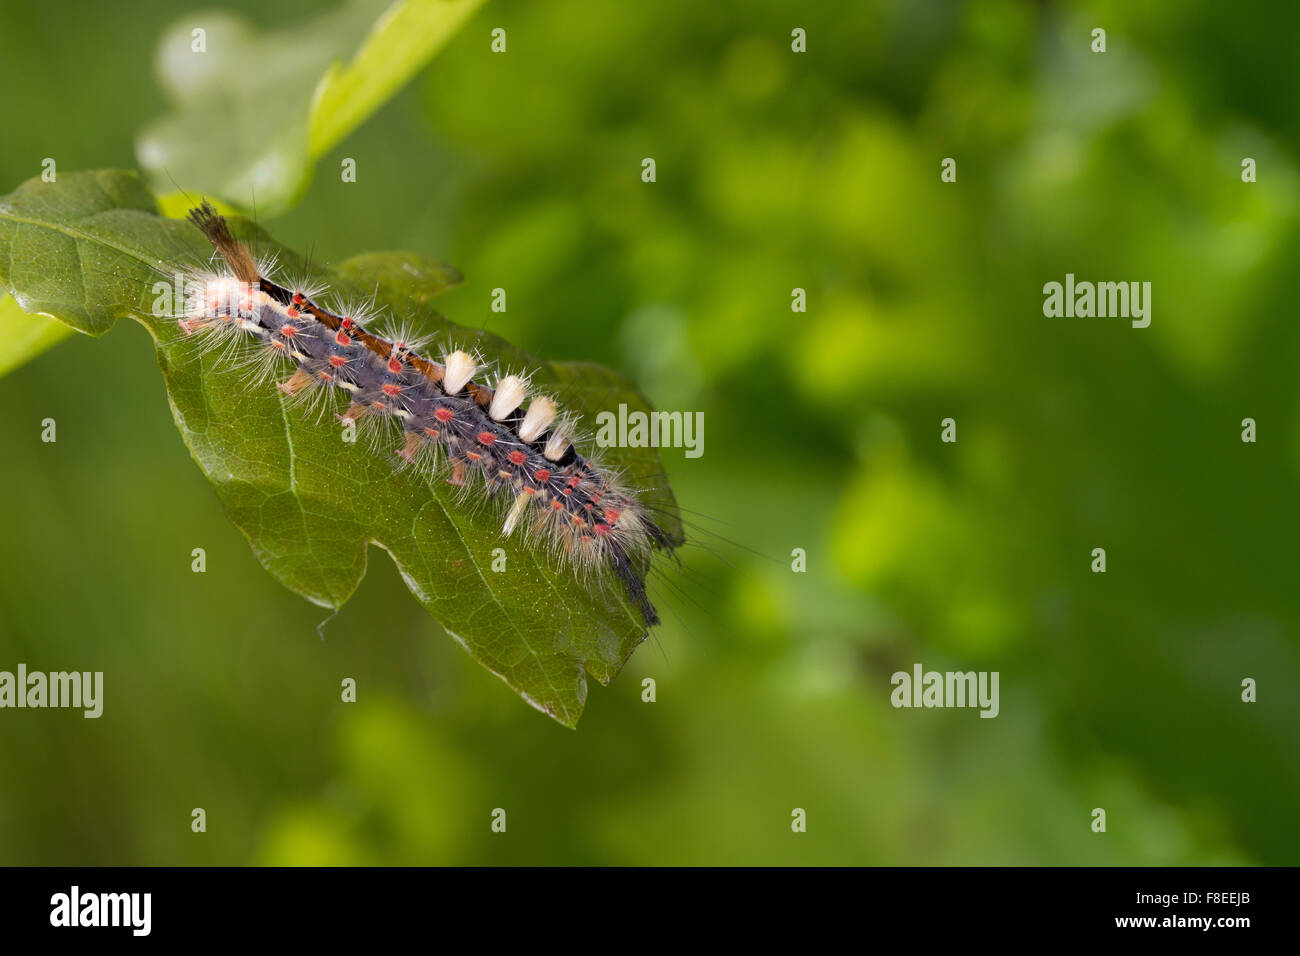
(508, 450, 526, 465)
(604, 508, 621, 524)
(280, 324, 297, 337)
(317, 371, 334, 381)
(551, 500, 565, 510)
(476, 431, 496, 446)
(534, 468, 551, 482)
(434, 407, 454, 423)
(329, 354, 348, 368)
(381, 383, 402, 397)
(524, 487, 537, 495)
(567, 476, 581, 489)
(571, 515, 585, 526)
(270, 339, 286, 350)
(286, 306, 300, 318)
(466, 451, 482, 462)
(335, 331, 351, 346)
(387, 358, 402, 374)
(423, 427, 440, 439)
(594, 522, 612, 536)
(292, 292, 304, 304)
(341, 317, 355, 330)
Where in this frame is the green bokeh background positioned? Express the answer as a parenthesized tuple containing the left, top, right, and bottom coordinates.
(1, 0, 1297, 865)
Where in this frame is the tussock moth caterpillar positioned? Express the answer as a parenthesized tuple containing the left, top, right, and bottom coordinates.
(178, 202, 676, 626)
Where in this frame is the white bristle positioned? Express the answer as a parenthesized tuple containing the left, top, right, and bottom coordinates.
(543, 430, 570, 462)
(489, 375, 527, 421)
(502, 492, 531, 536)
(205, 277, 247, 315)
(519, 396, 557, 442)
(207, 277, 241, 298)
(442, 350, 476, 394)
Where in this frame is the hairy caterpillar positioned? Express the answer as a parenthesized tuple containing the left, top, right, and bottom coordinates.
(178, 202, 675, 626)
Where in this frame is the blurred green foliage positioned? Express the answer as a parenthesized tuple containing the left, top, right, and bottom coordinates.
(0, 0, 1296, 864)
(140, 0, 487, 215)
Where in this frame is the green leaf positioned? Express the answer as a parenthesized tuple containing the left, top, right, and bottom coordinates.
(330, 251, 463, 306)
(138, 0, 487, 217)
(0, 170, 177, 335)
(0, 170, 682, 727)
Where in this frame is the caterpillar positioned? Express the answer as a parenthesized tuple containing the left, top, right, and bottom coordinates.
(178, 202, 674, 626)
